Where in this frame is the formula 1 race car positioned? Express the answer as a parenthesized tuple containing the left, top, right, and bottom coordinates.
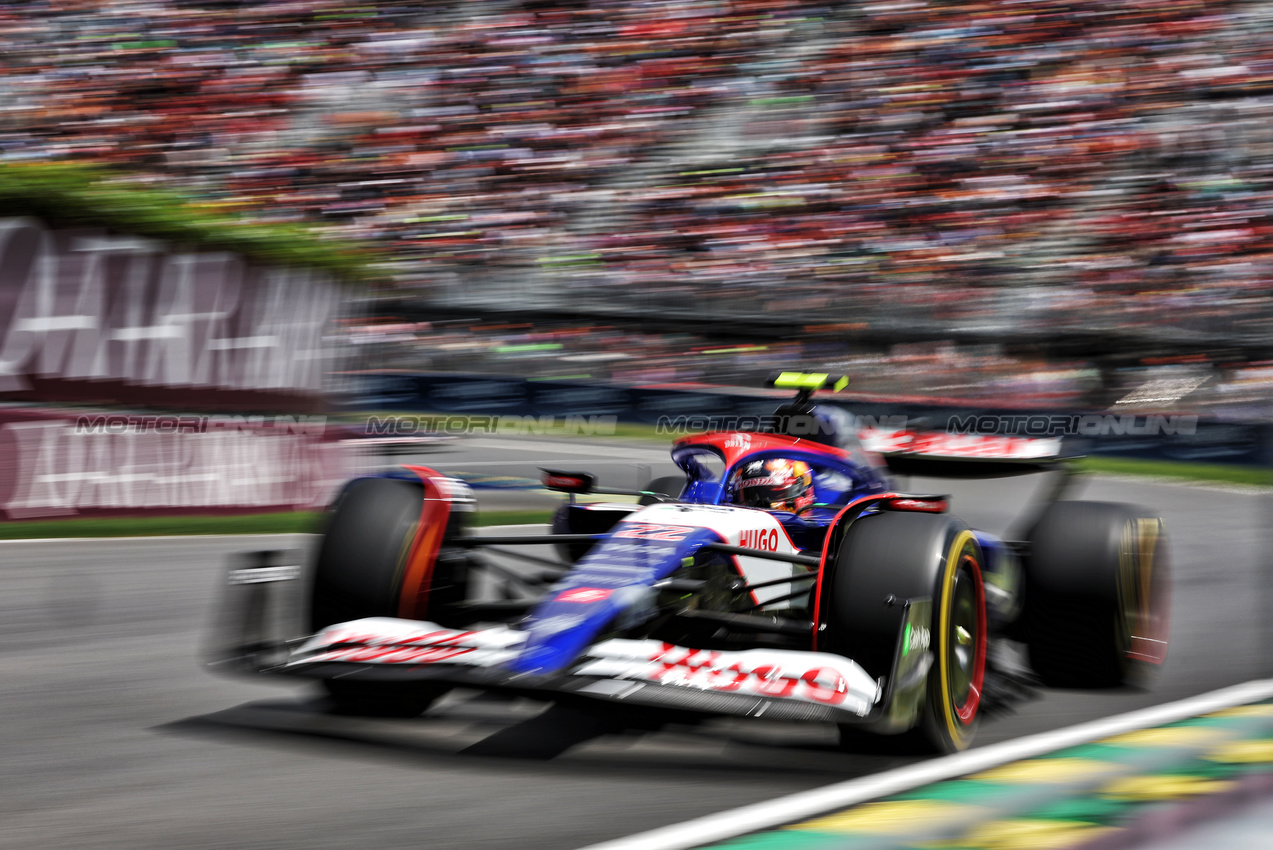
(210, 373, 1170, 753)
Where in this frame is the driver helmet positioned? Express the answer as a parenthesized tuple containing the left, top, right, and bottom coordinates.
(731, 458, 815, 512)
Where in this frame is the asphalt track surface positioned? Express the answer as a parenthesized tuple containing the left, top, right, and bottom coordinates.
(2, 435, 1270, 850)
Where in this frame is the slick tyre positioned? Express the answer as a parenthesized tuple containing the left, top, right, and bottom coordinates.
(311, 478, 424, 631)
(1025, 501, 1170, 688)
(822, 511, 987, 754)
(309, 477, 452, 716)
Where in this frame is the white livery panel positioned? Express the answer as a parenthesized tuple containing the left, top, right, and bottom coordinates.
(620, 502, 808, 605)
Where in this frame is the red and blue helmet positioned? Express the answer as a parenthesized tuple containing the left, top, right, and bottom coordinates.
(730, 458, 815, 513)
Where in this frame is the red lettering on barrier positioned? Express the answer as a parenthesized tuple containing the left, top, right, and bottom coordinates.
(0, 410, 351, 520)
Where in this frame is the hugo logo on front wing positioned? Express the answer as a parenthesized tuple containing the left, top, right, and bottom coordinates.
(646, 645, 853, 706)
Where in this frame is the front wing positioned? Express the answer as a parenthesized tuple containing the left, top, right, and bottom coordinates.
(273, 617, 887, 724)
(210, 552, 935, 728)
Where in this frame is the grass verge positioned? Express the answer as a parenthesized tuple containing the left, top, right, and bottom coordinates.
(0, 160, 378, 282)
(1077, 456, 1271, 487)
(473, 509, 556, 527)
(0, 512, 326, 539)
(0, 508, 557, 540)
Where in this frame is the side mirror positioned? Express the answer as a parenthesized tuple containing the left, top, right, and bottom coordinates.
(540, 469, 597, 494)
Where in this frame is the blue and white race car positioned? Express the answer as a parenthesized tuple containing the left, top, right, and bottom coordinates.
(212, 373, 1169, 753)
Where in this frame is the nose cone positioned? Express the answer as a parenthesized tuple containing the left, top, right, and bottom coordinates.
(508, 585, 653, 675)
(508, 510, 713, 675)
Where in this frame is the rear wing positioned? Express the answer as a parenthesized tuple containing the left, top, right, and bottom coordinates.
(859, 429, 1075, 478)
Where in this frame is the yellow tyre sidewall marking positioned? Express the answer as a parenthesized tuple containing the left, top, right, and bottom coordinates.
(938, 529, 979, 746)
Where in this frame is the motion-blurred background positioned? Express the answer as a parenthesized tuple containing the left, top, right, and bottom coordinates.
(0, 0, 1269, 511)
(2, 0, 1272, 407)
(4, 6, 1273, 850)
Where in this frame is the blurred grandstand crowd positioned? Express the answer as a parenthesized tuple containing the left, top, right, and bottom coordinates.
(5, 0, 1273, 409)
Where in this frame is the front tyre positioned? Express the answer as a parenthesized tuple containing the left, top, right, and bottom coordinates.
(823, 512, 987, 753)
(309, 477, 455, 716)
(310, 478, 422, 632)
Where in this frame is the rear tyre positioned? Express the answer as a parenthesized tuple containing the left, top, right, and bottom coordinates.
(309, 478, 454, 716)
(1025, 501, 1170, 688)
(823, 511, 986, 754)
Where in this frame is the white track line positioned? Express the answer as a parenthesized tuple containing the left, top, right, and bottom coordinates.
(578, 678, 1273, 850)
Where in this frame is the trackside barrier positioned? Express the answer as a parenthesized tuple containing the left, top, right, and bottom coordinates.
(348, 373, 1273, 468)
(0, 408, 352, 521)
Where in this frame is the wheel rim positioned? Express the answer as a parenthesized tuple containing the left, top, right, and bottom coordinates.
(948, 565, 977, 717)
(948, 554, 985, 724)
(937, 532, 987, 741)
